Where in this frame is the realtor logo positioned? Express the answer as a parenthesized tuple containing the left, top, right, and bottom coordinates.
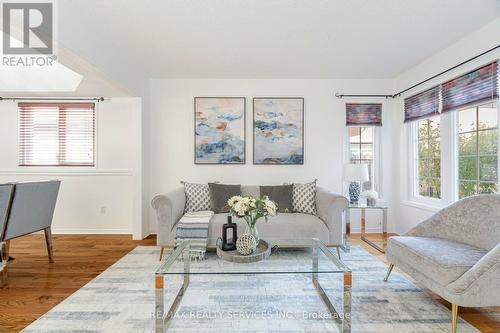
(2, 1, 53, 55)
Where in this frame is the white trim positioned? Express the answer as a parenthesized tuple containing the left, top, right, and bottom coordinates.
(451, 110, 460, 201)
(373, 126, 383, 196)
(407, 117, 445, 205)
(498, 100, 500, 194)
(0, 169, 133, 176)
(51, 228, 132, 234)
(94, 101, 100, 169)
(401, 200, 443, 213)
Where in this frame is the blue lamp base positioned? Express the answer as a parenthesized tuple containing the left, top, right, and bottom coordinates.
(349, 181, 361, 204)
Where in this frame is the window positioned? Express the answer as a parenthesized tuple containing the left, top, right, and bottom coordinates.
(457, 101, 498, 198)
(349, 127, 374, 190)
(415, 116, 441, 198)
(19, 103, 95, 166)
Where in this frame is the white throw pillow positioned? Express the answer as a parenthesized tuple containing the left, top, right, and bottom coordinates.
(292, 180, 317, 215)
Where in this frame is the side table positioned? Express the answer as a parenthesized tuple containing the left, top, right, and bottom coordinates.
(348, 203, 388, 253)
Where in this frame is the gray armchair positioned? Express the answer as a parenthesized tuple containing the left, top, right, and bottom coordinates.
(0, 180, 60, 286)
(385, 194, 500, 333)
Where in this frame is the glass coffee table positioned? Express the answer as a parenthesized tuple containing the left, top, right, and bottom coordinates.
(155, 239, 352, 333)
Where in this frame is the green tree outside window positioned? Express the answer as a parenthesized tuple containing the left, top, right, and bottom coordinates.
(417, 117, 441, 198)
(458, 102, 498, 199)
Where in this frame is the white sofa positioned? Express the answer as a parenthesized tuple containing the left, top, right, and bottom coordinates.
(152, 185, 349, 254)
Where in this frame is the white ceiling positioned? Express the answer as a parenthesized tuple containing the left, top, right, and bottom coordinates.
(57, 0, 500, 82)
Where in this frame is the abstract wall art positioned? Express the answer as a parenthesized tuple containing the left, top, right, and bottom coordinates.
(253, 97, 304, 165)
(194, 97, 246, 164)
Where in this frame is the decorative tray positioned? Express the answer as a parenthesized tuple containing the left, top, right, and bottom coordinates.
(216, 239, 271, 263)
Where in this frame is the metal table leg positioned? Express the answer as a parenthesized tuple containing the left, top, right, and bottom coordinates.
(312, 239, 352, 333)
(155, 244, 190, 333)
(360, 207, 388, 253)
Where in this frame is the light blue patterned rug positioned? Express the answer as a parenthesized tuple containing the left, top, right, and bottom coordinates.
(22, 246, 480, 333)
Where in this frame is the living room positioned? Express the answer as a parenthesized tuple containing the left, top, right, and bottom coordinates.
(0, 1, 499, 332)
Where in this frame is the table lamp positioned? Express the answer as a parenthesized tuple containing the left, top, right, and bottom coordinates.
(343, 164, 369, 204)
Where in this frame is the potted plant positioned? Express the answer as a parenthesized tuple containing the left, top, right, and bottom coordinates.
(362, 190, 379, 206)
(227, 195, 277, 243)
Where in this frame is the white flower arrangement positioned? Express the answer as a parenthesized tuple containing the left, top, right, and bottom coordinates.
(362, 190, 379, 200)
(227, 195, 277, 219)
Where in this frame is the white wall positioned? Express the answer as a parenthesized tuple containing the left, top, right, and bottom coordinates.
(148, 78, 396, 234)
(392, 18, 500, 234)
(0, 98, 143, 238)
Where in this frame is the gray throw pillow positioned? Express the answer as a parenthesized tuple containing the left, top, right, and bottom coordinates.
(208, 183, 242, 213)
(260, 185, 293, 213)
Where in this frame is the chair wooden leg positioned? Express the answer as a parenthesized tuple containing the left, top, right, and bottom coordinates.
(44, 227, 54, 263)
(1, 241, 8, 286)
(159, 247, 165, 261)
(384, 263, 394, 282)
(452, 304, 458, 333)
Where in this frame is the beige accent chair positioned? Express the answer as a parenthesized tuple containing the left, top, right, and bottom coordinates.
(385, 194, 500, 333)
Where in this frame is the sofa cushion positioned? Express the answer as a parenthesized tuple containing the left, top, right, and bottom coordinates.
(388, 236, 487, 286)
(260, 185, 293, 212)
(208, 183, 241, 213)
(207, 212, 329, 246)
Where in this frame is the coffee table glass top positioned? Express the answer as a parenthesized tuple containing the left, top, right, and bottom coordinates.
(156, 238, 350, 275)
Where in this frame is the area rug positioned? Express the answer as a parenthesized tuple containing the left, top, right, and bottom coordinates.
(22, 246, 479, 333)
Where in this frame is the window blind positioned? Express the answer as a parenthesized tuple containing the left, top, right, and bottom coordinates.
(404, 85, 440, 122)
(442, 61, 498, 112)
(19, 103, 95, 166)
(346, 103, 382, 126)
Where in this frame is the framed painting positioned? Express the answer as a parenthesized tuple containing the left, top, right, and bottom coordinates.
(194, 97, 246, 164)
(253, 97, 304, 165)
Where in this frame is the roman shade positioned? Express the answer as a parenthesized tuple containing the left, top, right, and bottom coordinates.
(19, 103, 95, 166)
(346, 103, 382, 126)
(404, 85, 440, 123)
(442, 61, 498, 112)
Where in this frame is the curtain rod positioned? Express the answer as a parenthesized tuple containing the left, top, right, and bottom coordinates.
(0, 96, 105, 102)
(335, 44, 500, 99)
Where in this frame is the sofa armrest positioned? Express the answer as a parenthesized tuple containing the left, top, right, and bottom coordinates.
(315, 187, 349, 246)
(444, 244, 500, 307)
(151, 187, 186, 246)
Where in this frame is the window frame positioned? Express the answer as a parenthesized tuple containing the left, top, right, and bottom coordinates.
(18, 102, 98, 168)
(454, 101, 499, 199)
(408, 115, 444, 205)
(345, 126, 382, 196)
(407, 99, 500, 207)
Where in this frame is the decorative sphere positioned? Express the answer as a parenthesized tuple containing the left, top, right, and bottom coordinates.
(236, 234, 257, 255)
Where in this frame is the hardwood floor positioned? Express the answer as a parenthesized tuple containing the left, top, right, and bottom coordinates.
(0, 234, 155, 333)
(0, 234, 498, 332)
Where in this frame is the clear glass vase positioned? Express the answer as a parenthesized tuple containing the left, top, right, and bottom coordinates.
(244, 217, 260, 243)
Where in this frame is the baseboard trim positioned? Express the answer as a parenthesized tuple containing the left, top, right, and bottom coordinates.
(51, 228, 132, 235)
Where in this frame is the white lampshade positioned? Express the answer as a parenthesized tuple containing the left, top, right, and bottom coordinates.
(343, 163, 369, 182)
